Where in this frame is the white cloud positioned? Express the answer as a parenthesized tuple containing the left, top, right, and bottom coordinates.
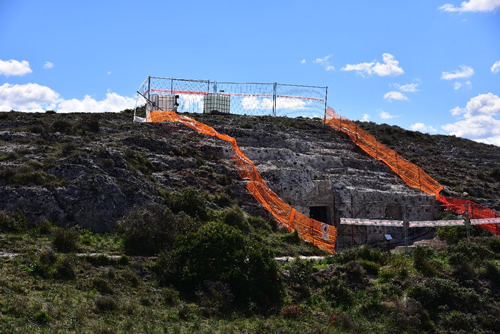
(476, 136, 500, 146)
(439, 0, 500, 12)
(107, 71, 112, 75)
(396, 83, 419, 92)
(361, 114, 370, 122)
(241, 96, 306, 110)
(313, 55, 335, 71)
(57, 92, 136, 113)
(453, 80, 472, 90)
(0, 82, 135, 113)
(0, 59, 32, 77)
(43, 61, 54, 69)
(341, 53, 404, 77)
(379, 110, 396, 119)
(491, 60, 500, 74)
(384, 91, 408, 102)
(410, 122, 438, 133)
(300, 59, 306, 64)
(0, 83, 60, 112)
(441, 65, 474, 80)
(442, 93, 500, 145)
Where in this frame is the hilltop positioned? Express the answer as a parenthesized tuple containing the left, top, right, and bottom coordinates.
(1, 109, 500, 333)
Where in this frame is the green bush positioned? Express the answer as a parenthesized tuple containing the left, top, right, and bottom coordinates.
(95, 296, 118, 313)
(323, 276, 354, 308)
(281, 229, 301, 244)
(0, 210, 27, 232)
(51, 120, 73, 134)
(93, 277, 114, 295)
(119, 204, 201, 256)
(413, 246, 440, 277)
(54, 255, 76, 280)
(436, 226, 466, 245)
(166, 187, 209, 221)
(155, 222, 283, 313)
(76, 117, 100, 133)
(52, 227, 80, 253)
(38, 219, 53, 235)
(34, 310, 50, 324)
(221, 206, 249, 231)
(334, 245, 387, 266)
(485, 261, 500, 287)
(447, 241, 494, 267)
(360, 260, 380, 276)
(408, 278, 480, 312)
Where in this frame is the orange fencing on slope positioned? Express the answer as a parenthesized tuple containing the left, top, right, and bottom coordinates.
(147, 110, 337, 254)
(324, 106, 500, 235)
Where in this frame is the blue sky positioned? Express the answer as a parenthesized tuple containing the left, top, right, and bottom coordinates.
(1, 0, 500, 145)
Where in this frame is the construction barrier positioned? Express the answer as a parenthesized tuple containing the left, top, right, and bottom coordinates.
(324, 107, 500, 236)
(147, 110, 337, 254)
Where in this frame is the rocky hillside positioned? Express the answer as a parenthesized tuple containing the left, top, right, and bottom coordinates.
(0, 109, 499, 233)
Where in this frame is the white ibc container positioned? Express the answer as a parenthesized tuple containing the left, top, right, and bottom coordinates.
(203, 93, 230, 114)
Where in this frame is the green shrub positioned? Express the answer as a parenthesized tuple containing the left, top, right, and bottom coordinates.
(360, 260, 380, 276)
(334, 245, 387, 265)
(124, 148, 156, 175)
(119, 204, 201, 256)
(408, 278, 480, 312)
(93, 277, 114, 295)
(221, 206, 249, 231)
(447, 241, 494, 267)
(413, 246, 440, 277)
(95, 296, 118, 313)
(51, 119, 73, 133)
(323, 276, 354, 308)
(34, 310, 50, 324)
(166, 187, 209, 220)
(0, 210, 27, 232)
(281, 229, 301, 244)
(485, 261, 500, 287)
(155, 222, 283, 313)
(76, 117, 100, 133)
(436, 226, 466, 245)
(52, 227, 80, 253)
(38, 219, 53, 235)
(54, 255, 76, 280)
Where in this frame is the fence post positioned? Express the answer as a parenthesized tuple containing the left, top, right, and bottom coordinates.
(465, 203, 470, 242)
(273, 82, 277, 117)
(148, 76, 151, 99)
(403, 204, 409, 255)
(324, 86, 328, 121)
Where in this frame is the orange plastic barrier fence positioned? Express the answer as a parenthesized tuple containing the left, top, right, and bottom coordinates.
(324, 107, 500, 235)
(147, 110, 337, 254)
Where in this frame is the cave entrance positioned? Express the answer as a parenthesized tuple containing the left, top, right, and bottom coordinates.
(310, 206, 328, 224)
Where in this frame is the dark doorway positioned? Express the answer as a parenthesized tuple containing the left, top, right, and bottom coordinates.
(310, 206, 328, 224)
(385, 204, 403, 220)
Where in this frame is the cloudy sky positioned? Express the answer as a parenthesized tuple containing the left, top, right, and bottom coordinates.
(1, 0, 499, 145)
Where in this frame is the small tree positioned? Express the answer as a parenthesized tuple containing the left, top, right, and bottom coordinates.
(156, 222, 283, 313)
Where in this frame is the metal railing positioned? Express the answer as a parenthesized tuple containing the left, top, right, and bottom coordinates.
(135, 76, 327, 119)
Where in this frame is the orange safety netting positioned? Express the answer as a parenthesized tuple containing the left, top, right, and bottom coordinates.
(147, 110, 337, 254)
(324, 106, 500, 235)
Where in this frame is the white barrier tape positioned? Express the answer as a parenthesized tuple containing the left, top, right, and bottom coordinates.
(340, 218, 403, 227)
(409, 220, 464, 227)
(471, 218, 500, 225)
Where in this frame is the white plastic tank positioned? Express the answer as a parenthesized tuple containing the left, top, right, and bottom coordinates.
(203, 93, 230, 114)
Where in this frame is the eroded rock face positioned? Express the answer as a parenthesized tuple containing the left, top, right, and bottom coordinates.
(0, 111, 499, 242)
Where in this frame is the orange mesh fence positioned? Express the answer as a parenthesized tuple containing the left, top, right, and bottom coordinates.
(324, 107, 443, 197)
(147, 110, 337, 254)
(324, 106, 500, 236)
